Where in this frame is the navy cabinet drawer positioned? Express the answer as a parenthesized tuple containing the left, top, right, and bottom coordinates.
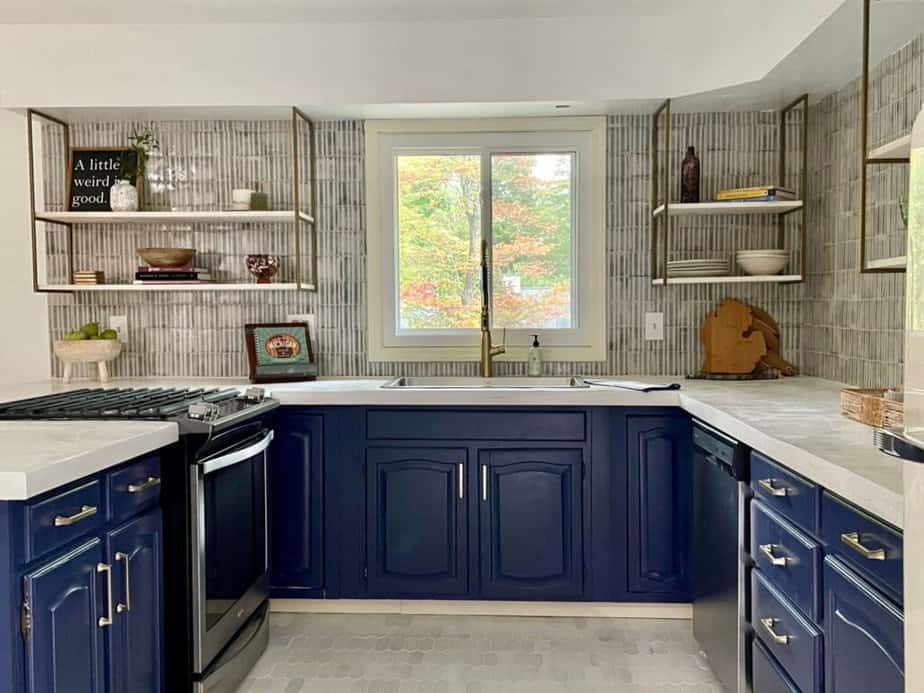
(108, 455, 161, 523)
(824, 557, 903, 693)
(753, 639, 800, 693)
(25, 480, 104, 563)
(752, 570, 822, 693)
(820, 492, 902, 605)
(366, 409, 586, 441)
(751, 500, 822, 622)
(751, 452, 819, 534)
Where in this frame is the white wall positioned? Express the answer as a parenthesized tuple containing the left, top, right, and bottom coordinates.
(0, 2, 841, 110)
(0, 110, 49, 384)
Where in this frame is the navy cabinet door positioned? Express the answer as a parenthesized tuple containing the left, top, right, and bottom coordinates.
(479, 449, 583, 600)
(106, 509, 164, 693)
(23, 539, 106, 693)
(824, 557, 903, 693)
(366, 448, 468, 596)
(269, 413, 324, 592)
(627, 416, 690, 596)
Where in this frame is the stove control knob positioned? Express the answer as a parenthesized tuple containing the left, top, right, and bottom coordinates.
(188, 402, 220, 421)
(240, 387, 266, 403)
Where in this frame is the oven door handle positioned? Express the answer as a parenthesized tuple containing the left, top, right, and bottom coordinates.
(199, 430, 274, 476)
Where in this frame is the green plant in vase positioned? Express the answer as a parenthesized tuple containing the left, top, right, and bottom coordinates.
(111, 130, 160, 212)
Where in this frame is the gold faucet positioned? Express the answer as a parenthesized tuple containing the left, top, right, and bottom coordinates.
(479, 239, 505, 377)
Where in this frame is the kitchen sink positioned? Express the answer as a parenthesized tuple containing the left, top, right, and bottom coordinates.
(381, 376, 589, 389)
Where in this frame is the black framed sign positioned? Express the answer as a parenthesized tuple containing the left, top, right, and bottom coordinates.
(244, 322, 319, 384)
(67, 147, 134, 211)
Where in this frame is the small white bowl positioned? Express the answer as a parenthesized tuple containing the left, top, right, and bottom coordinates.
(54, 340, 122, 383)
(737, 255, 788, 276)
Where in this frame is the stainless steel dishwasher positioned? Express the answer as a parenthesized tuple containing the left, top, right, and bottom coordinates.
(691, 420, 750, 693)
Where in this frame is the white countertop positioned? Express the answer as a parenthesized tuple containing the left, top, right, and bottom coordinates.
(0, 375, 905, 528)
(0, 420, 178, 500)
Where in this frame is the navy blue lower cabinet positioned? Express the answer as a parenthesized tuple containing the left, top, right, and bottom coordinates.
(23, 538, 106, 693)
(824, 557, 903, 693)
(366, 448, 468, 597)
(627, 416, 690, 597)
(106, 509, 164, 693)
(479, 449, 583, 600)
(269, 412, 324, 593)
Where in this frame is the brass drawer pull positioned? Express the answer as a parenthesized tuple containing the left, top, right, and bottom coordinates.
(127, 476, 161, 494)
(841, 532, 886, 561)
(759, 544, 789, 567)
(760, 617, 790, 645)
(54, 505, 98, 527)
(758, 479, 789, 497)
(116, 552, 131, 614)
(97, 562, 114, 627)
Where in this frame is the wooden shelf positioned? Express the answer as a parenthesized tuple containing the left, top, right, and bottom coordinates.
(35, 210, 315, 225)
(868, 134, 911, 161)
(652, 201, 803, 218)
(866, 256, 907, 270)
(38, 282, 314, 292)
(652, 274, 803, 286)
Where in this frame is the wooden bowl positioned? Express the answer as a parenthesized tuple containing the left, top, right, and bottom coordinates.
(54, 340, 123, 383)
(137, 247, 195, 268)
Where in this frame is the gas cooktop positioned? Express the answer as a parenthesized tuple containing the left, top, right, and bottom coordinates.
(0, 387, 279, 434)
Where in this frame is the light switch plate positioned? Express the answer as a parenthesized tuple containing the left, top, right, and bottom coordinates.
(644, 312, 664, 341)
(109, 315, 129, 343)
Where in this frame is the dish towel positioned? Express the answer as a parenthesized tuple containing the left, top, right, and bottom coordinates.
(584, 380, 681, 392)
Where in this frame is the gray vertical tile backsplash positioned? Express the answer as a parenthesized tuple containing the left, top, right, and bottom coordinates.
(45, 35, 921, 385)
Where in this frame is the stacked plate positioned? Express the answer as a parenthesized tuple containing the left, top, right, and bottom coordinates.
(736, 249, 788, 276)
(666, 258, 730, 278)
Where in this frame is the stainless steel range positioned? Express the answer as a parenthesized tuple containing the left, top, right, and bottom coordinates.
(0, 386, 280, 693)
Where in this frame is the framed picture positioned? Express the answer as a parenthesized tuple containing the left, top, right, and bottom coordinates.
(244, 322, 319, 384)
(67, 147, 135, 211)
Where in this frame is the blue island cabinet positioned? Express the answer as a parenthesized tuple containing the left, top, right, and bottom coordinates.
(366, 448, 468, 597)
(4, 454, 166, 693)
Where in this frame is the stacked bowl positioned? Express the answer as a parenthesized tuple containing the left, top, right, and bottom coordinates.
(736, 249, 788, 276)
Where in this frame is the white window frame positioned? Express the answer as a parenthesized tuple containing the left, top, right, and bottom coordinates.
(366, 117, 606, 363)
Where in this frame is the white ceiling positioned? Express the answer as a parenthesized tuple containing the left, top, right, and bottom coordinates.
(0, 0, 830, 23)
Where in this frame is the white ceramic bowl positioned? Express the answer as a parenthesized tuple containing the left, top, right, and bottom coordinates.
(53, 340, 123, 383)
(736, 255, 788, 275)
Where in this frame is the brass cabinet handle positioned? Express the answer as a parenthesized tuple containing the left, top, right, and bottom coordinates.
(115, 552, 131, 613)
(97, 563, 114, 627)
(758, 479, 789, 497)
(760, 617, 790, 645)
(481, 464, 488, 502)
(458, 464, 464, 500)
(841, 532, 886, 561)
(127, 476, 161, 494)
(54, 505, 98, 527)
(759, 544, 789, 567)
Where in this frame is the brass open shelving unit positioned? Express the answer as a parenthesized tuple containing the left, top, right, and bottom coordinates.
(649, 95, 809, 286)
(26, 107, 319, 293)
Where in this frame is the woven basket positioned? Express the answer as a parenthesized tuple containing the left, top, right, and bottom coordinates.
(840, 387, 904, 428)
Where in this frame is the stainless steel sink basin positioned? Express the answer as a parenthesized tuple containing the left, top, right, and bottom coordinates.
(381, 376, 588, 389)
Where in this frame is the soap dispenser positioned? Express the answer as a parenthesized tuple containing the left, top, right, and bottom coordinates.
(527, 334, 543, 376)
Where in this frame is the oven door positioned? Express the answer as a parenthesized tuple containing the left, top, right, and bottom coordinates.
(190, 428, 273, 673)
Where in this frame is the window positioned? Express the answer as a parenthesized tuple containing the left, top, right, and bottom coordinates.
(367, 118, 606, 362)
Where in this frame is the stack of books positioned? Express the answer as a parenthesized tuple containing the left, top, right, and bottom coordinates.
(74, 270, 105, 285)
(134, 266, 213, 285)
(716, 186, 797, 202)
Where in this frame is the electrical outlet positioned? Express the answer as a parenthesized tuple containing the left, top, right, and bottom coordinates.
(109, 315, 129, 343)
(644, 312, 664, 341)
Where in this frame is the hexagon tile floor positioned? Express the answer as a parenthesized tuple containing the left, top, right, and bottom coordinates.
(234, 612, 724, 693)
